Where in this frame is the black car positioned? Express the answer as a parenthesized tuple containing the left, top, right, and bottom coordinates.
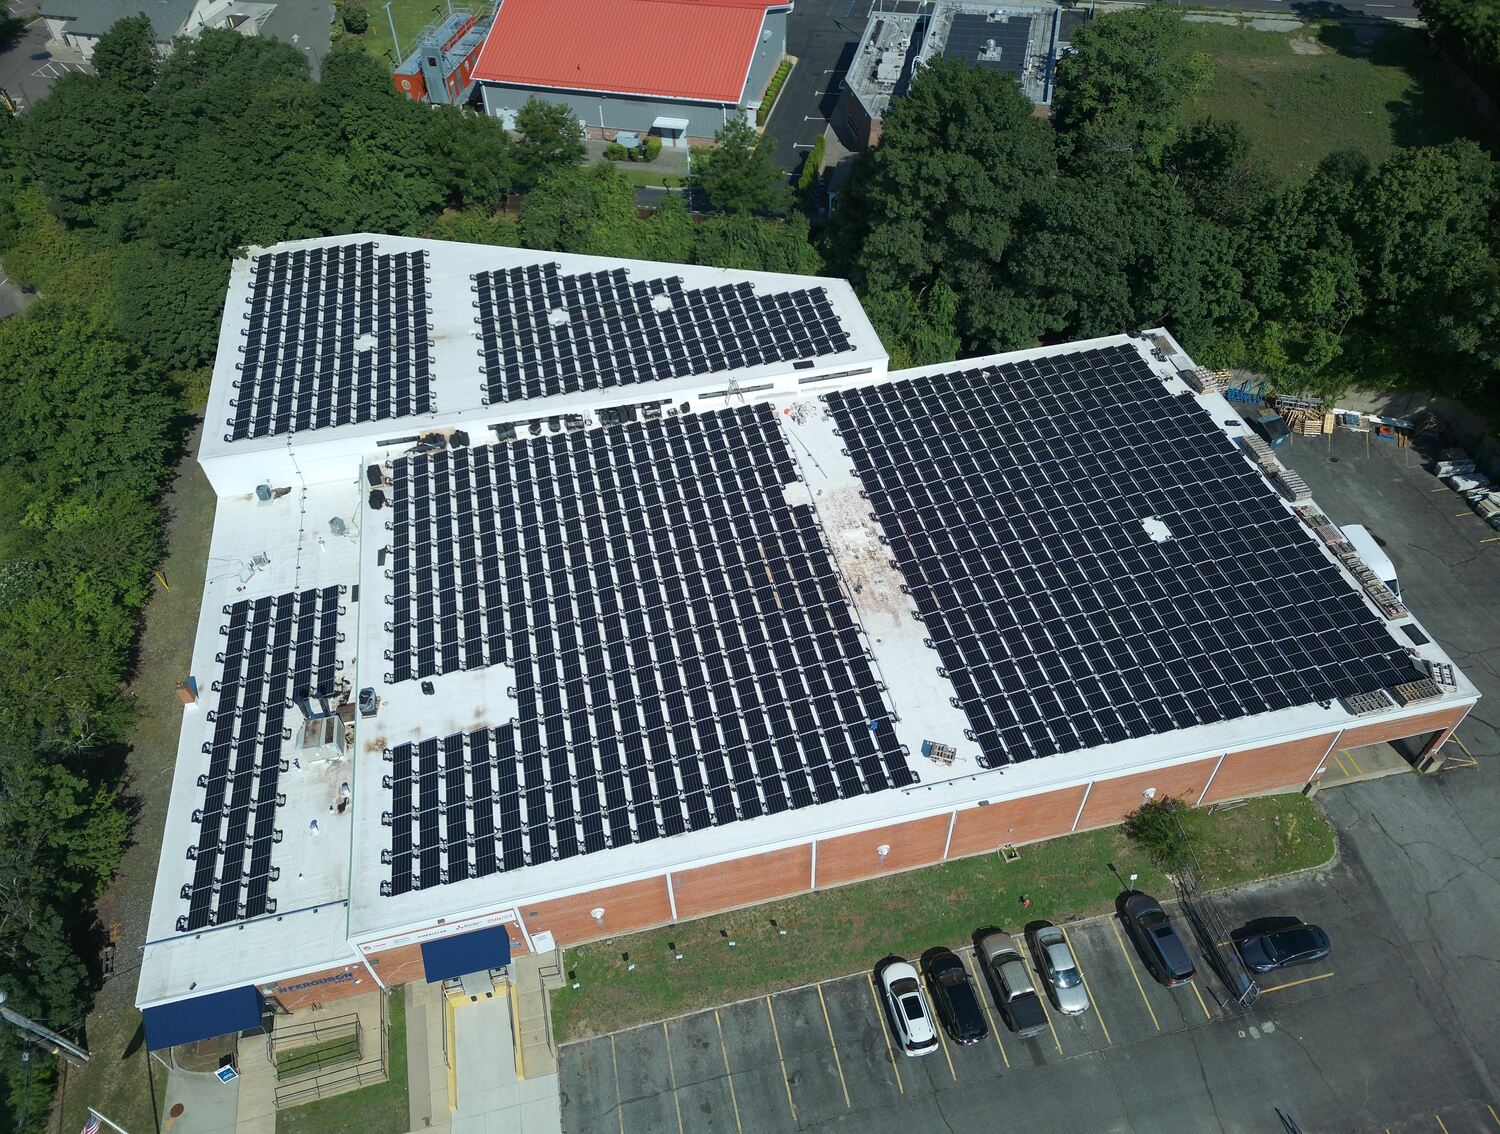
(920, 948, 989, 1046)
(1234, 920, 1331, 973)
(1120, 892, 1196, 987)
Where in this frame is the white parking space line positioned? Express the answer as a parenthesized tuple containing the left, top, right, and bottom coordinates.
(864, 971, 904, 1094)
(1110, 919, 1161, 1031)
(1060, 925, 1112, 1045)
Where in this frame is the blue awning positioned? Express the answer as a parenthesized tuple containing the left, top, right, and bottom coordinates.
(421, 926, 511, 983)
(142, 986, 263, 1051)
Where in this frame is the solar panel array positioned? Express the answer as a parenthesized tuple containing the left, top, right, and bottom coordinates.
(227, 243, 433, 440)
(378, 406, 916, 894)
(473, 263, 853, 404)
(943, 12, 1032, 78)
(177, 587, 345, 931)
(825, 344, 1414, 768)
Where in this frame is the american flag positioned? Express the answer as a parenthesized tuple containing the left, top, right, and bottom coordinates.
(81, 1114, 101, 1134)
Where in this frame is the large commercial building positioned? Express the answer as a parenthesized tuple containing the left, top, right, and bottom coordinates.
(136, 233, 1476, 1051)
(470, 0, 790, 145)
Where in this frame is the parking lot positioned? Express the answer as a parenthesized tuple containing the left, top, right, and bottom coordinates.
(561, 430, 1500, 1134)
(561, 860, 1497, 1134)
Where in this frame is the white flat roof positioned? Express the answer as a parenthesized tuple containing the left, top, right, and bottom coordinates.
(139, 241, 1478, 1012)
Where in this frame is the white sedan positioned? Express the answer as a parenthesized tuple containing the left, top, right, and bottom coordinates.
(878, 960, 939, 1056)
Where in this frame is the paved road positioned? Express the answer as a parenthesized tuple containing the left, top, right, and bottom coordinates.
(1280, 426, 1500, 1102)
(0, 0, 91, 115)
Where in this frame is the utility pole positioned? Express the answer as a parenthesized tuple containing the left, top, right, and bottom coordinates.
(384, 0, 400, 59)
(0, 990, 91, 1067)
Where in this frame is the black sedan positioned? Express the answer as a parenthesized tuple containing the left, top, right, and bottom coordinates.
(920, 947, 989, 1046)
(1233, 920, 1331, 973)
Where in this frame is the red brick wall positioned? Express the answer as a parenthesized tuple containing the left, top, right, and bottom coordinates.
(1200, 734, 1334, 804)
(671, 846, 812, 918)
(365, 942, 425, 988)
(1076, 758, 1218, 832)
(1337, 704, 1471, 751)
(522, 876, 673, 946)
(262, 962, 371, 1012)
(815, 814, 950, 887)
(947, 785, 1089, 858)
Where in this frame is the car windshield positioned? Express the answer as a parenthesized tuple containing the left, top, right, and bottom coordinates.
(891, 976, 919, 997)
(900, 996, 925, 1022)
(1054, 966, 1082, 989)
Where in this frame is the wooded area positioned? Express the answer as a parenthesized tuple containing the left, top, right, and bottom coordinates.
(0, 5, 1493, 1128)
(826, 6, 1499, 402)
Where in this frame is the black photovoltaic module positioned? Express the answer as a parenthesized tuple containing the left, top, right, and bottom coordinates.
(825, 344, 1414, 768)
(472, 262, 853, 404)
(226, 242, 433, 440)
(377, 405, 915, 895)
(177, 586, 345, 932)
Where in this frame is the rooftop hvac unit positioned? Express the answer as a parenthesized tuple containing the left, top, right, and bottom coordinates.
(921, 739, 956, 766)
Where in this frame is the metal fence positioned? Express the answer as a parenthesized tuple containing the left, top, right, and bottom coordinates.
(272, 994, 390, 1108)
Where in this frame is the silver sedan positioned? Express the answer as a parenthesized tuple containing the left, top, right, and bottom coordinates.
(1027, 923, 1090, 1015)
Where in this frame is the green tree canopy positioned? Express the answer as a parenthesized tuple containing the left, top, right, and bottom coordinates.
(692, 116, 792, 216)
(90, 12, 159, 93)
(516, 162, 639, 255)
(513, 97, 586, 189)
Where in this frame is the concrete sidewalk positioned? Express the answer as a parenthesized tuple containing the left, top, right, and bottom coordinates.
(161, 1066, 239, 1134)
(450, 988, 561, 1134)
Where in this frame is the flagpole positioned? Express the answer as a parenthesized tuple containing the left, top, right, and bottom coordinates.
(87, 1108, 134, 1134)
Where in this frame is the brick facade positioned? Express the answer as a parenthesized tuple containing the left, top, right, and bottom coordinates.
(1200, 734, 1333, 804)
(262, 961, 371, 1013)
(947, 785, 1089, 858)
(814, 813, 950, 887)
(1075, 758, 1219, 831)
(671, 845, 813, 918)
(522, 875, 673, 945)
(1336, 704, 1471, 752)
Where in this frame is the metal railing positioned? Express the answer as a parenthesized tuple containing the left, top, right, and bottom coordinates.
(272, 994, 390, 1108)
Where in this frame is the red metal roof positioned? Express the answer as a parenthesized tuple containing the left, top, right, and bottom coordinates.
(472, 0, 780, 105)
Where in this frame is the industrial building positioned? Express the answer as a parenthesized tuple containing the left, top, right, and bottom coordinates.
(136, 233, 1477, 1053)
(40, 0, 270, 60)
(837, 1, 1069, 149)
(469, 0, 790, 145)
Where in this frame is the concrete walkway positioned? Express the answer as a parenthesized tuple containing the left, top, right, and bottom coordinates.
(162, 1066, 239, 1134)
(450, 990, 561, 1134)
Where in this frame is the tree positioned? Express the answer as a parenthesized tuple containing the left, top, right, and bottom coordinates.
(90, 14, 159, 93)
(427, 104, 515, 210)
(1161, 119, 1273, 227)
(693, 116, 791, 216)
(513, 97, 585, 189)
(1121, 796, 1208, 874)
(114, 245, 230, 370)
(23, 74, 154, 225)
(516, 162, 639, 255)
(1051, 5, 1210, 170)
(825, 58, 1056, 352)
(1416, 0, 1500, 104)
(693, 214, 822, 274)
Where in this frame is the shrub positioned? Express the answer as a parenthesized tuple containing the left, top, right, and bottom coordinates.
(340, 1, 369, 33)
(643, 136, 663, 162)
(797, 133, 825, 197)
(604, 141, 628, 161)
(757, 58, 793, 126)
(1122, 796, 1210, 874)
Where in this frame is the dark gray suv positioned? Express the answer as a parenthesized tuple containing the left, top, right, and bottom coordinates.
(1120, 892, 1196, 986)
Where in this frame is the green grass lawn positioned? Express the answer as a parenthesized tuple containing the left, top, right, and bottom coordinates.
(345, 0, 478, 66)
(1184, 20, 1488, 183)
(550, 793, 1334, 1042)
(610, 165, 687, 190)
(276, 993, 410, 1134)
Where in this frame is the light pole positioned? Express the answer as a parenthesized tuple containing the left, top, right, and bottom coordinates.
(384, 0, 399, 59)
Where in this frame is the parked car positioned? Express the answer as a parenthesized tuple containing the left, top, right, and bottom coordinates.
(1233, 920, 1331, 974)
(1120, 892, 1196, 986)
(876, 960, 939, 1056)
(974, 930, 1049, 1038)
(920, 948, 989, 1046)
(1024, 923, 1090, 1015)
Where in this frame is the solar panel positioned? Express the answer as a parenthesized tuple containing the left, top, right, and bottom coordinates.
(472, 264, 854, 405)
(175, 585, 346, 931)
(226, 243, 433, 441)
(379, 406, 916, 891)
(824, 345, 1415, 768)
(943, 12, 1032, 78)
